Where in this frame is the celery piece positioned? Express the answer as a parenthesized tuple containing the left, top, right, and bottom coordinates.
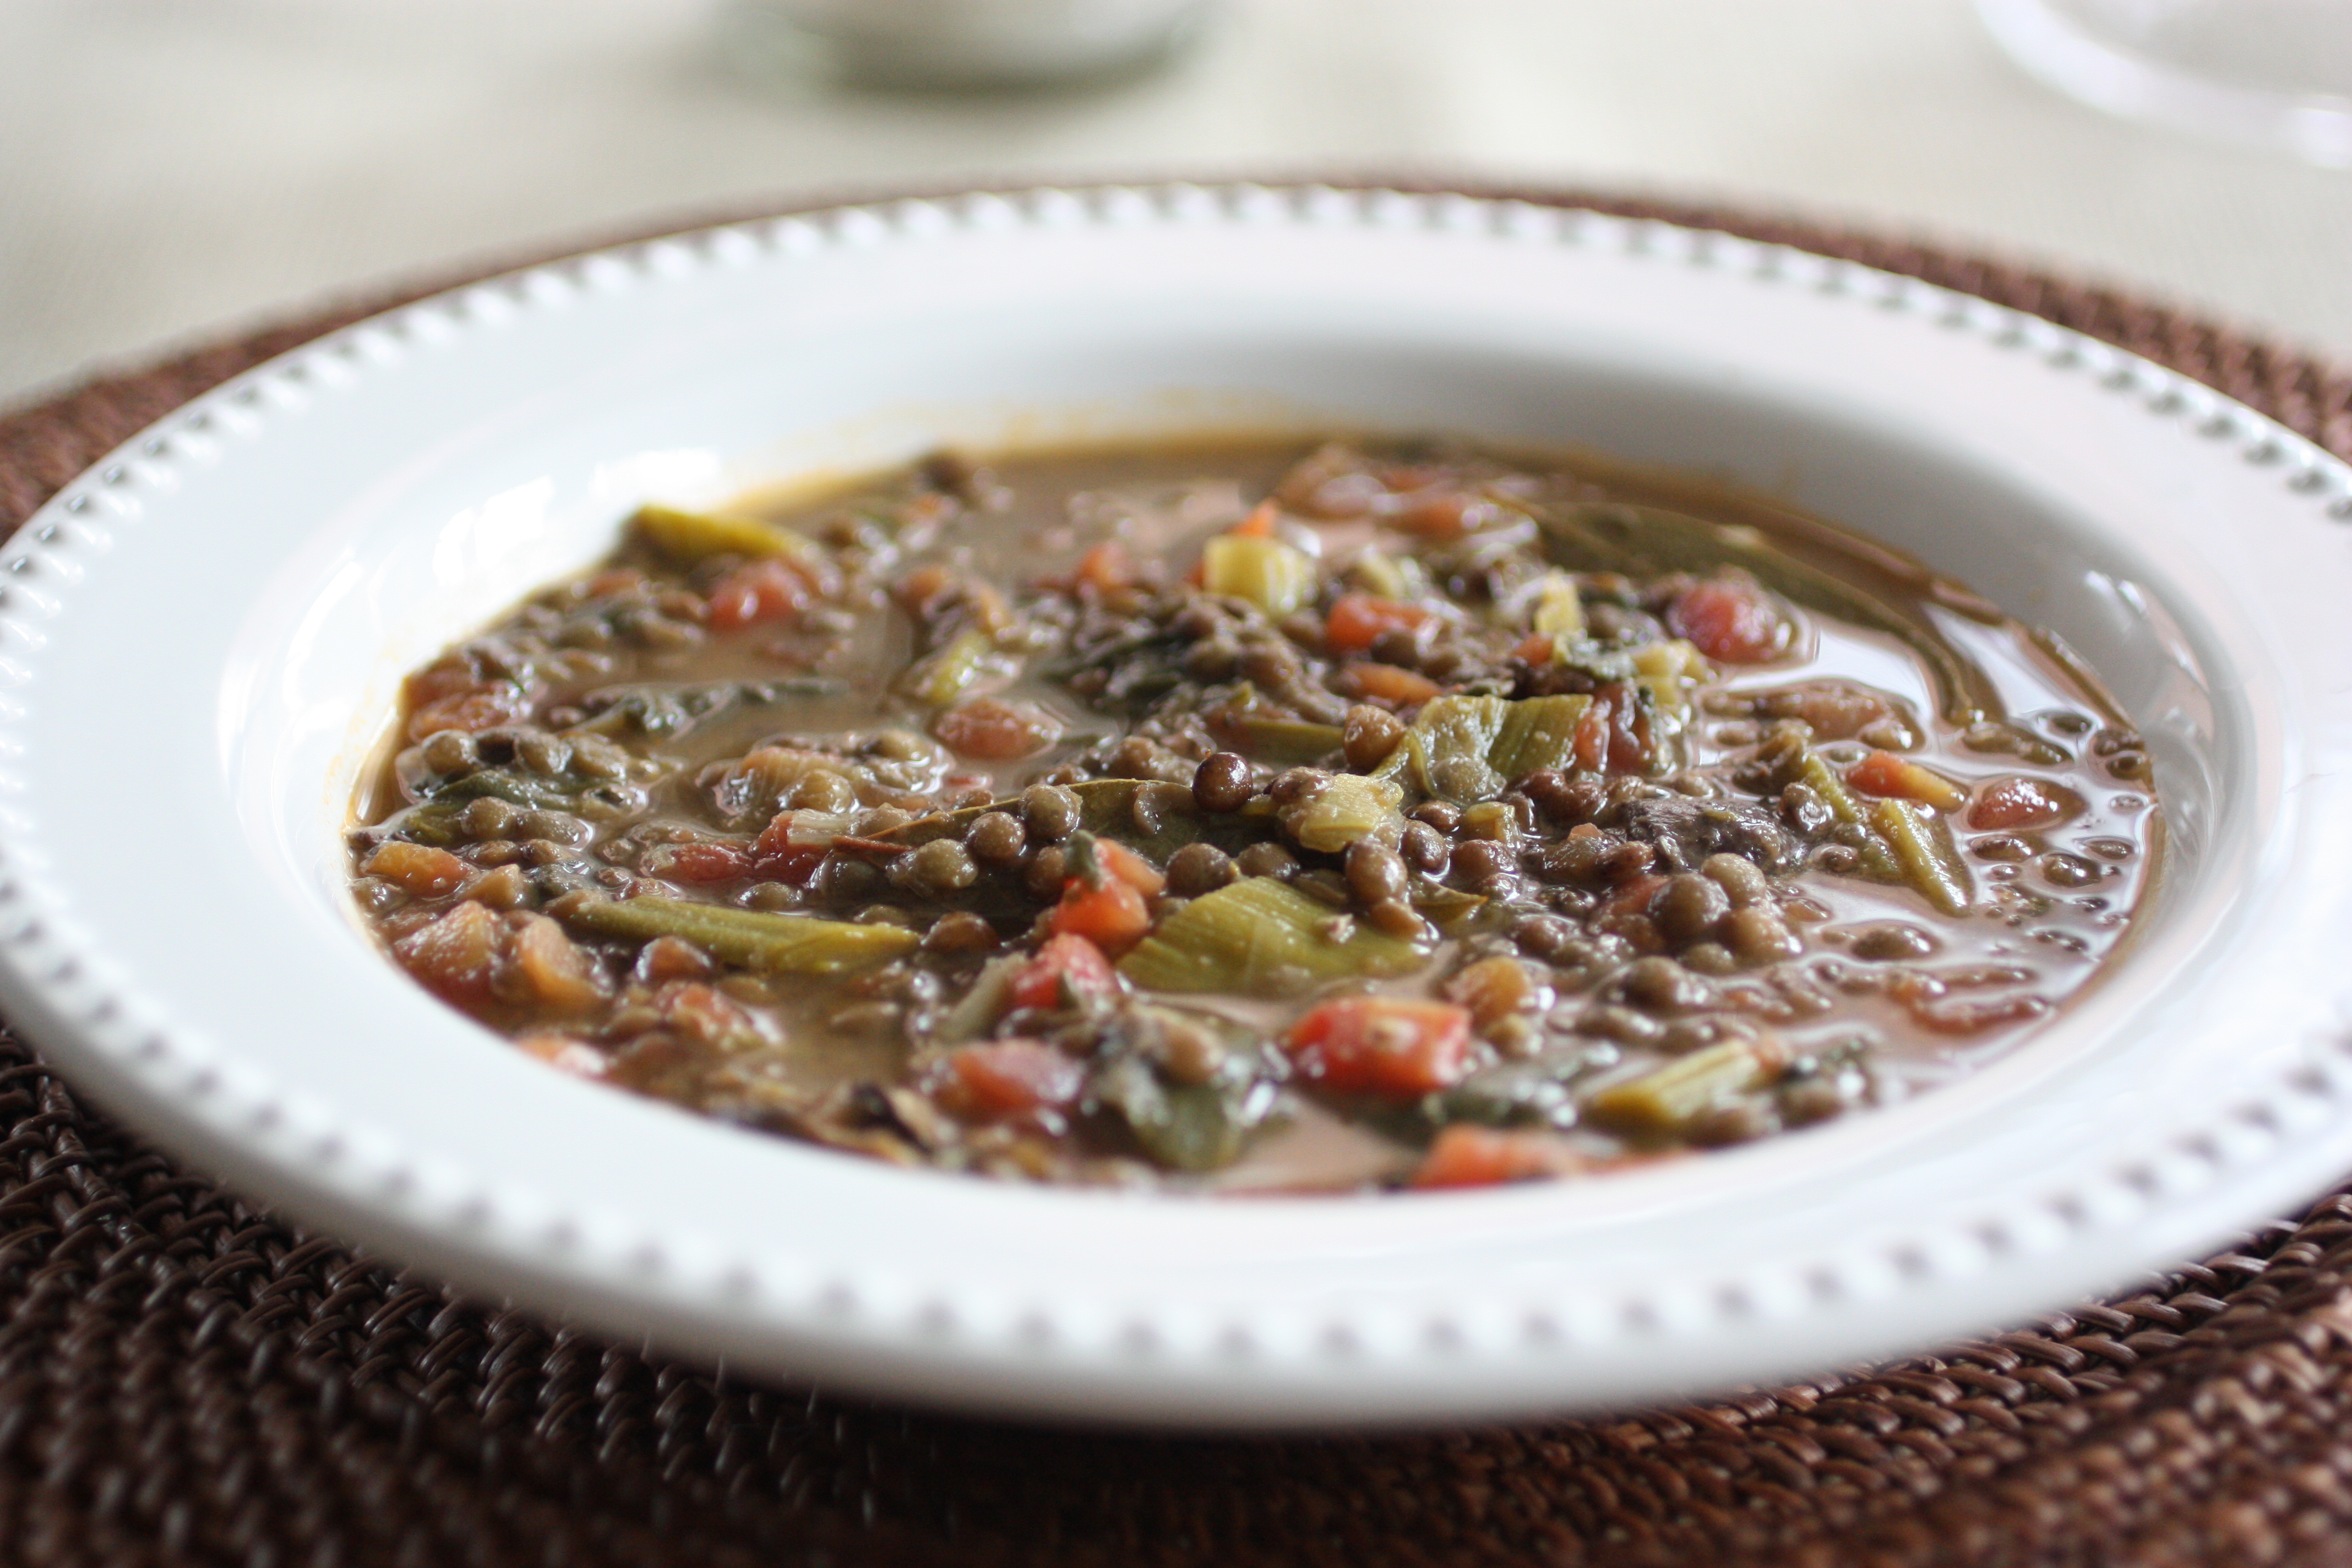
(896, 627, 999, 708)
(1489, 695, 1593, 782)
(1280, 773, 1407, 854)
(630, 504, 826, 571)
(1631, 639, 1709, 715)
(932, 950, 1026, 1046)
(1119, 877, 1427, 995)
(1202, 535, 1316, 616)
(1870, 798, 1973, 916)
(563, 895, 917, 975)
(1585, 1038, 1783, 1137)
(1531, 571, 1586, 638)
(1794, 748, 1869, 827)
(1229, 717, 1346, 765)
(1408, 884, 1487, 930)
(1347, 548, 1411, 602)
(1408, 695, 1511, 803)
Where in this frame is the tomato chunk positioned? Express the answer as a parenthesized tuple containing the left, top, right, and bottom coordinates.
(705, 558, 809, 631)
(644, 841, 752, 885)
(1847, 750, 1967, 812)
(1412, 1124, 1583, 1188)
(1072, 541, 1134, 593)
(1010, 933, 1120, 1012)
(1285, 998, 1476, 1099)
(1050, 875, 1153, 955)
(1325, 593, 1441, 655)
(1092, 839, 1166, 896)
(393, 900, 502, 1007)
(1667, 577, 1785, 664)
(363, 840, 471, 899)
(1336, 661, 1442, 706)
(937, 1041, 1086, 1119)
(933, 697, 1062, 761)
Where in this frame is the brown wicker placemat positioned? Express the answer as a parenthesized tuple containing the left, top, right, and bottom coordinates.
(6, 189, 2352, 1568)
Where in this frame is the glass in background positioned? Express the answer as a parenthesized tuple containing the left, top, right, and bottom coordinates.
(1978, 0, 2352, 166)
(724, 0, 1215, 91)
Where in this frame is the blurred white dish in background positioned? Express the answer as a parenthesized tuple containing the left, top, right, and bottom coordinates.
(1978, 0, 2352, 167)
(3, 185, 2352, 1429)
(724, 0, 1213, 89)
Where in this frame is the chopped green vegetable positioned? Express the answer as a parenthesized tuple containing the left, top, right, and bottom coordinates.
(1202, 535, 1316, 616)
(1119, 877, 1426, 995)
(562, 895, 918, 974)
(1408, 883, 1487, 930)
(1531, 571, 1585, 637)
(1382, 694, 1597, 802)
(629, 503, 827, 570)
(1585, 1037, 1784, 1136)
(1630, 639, 1708, 714)
(1279, 773, 1406, 854)
(1489, 695, 1593, 781)
(1093, 1054, 1260, 1172)
(932, 950, 1026, 1044)
(1870, 797, 1973, 916)
(1227, 717, 1346, 764)
(1403, 695, 1510, 802)
(897, 627, 999, 707)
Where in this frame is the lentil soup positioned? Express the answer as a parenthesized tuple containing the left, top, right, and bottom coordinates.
(349, 439, 2159, 1191)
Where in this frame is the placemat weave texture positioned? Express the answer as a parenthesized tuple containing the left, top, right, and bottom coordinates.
(5, 190, 2352, 1568)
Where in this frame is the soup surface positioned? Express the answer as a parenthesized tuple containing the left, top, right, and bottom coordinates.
(350, 439, 2159, 1191)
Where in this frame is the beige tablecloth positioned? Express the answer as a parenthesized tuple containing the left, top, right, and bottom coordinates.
(5, 0, 2350, 409)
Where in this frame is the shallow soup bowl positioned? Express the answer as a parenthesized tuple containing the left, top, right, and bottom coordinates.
(4, 186, 2351, 1429)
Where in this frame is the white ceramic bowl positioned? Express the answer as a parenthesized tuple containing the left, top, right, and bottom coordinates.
(6, 185, 2352, 1430)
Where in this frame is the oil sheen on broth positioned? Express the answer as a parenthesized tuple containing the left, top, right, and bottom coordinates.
(349, 439, 2159, 1192)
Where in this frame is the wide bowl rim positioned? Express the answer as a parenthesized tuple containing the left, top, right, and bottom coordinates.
(4, 181, 2352, 1428)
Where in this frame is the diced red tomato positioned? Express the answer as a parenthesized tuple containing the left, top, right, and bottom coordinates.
(1324, 593, 1441, 655)
(393, 900, 502, 1007)
(652, 982, 762, 1049)
(937, 1041, 1086, 1119)
(1605, 872, 1670, 917)
(646, 841, 752, 885)
(1336, 661, 1443, 706)
(1412, 1124, 1583, 1188)
(1230, 500, 1280, 540)
(510, 913, 606, 1014)
(751, 813, 829, 885)
(403, 658, 481, 709)
(1573, 695, 1611, 772)
(363, 840, 471, 899)
(1667, 577, 1785, 664)
(932, 698, 1062, 761)
(1072, 541, 1134, 593)
(1009, 933, 1120, 1012)
(1968, 776, 2076, 831)
(1050, 875, 1153, 955)
(1092, 839, 1166, 896)
(406, 683, 530, 743)
(1602, 682, 1650, 774)
(705, 558, 809, 632)
(1848, 750, 1967, 812)
(1284, 998, 1476, 1099)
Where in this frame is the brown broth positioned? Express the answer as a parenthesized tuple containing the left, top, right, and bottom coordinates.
(349, 438, 2160, 1191)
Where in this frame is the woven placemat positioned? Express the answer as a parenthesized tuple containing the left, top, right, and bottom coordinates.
(6, 189, 2352, 1568)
